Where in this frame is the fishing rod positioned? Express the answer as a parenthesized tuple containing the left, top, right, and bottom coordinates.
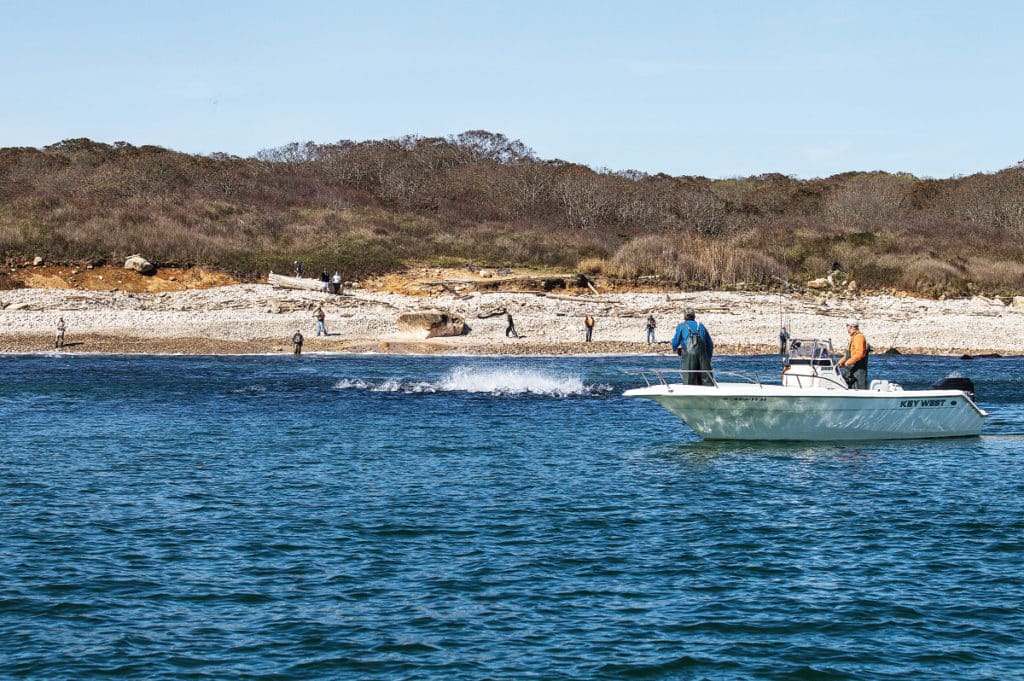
(888, 319, 905, 353)
(771, 274, 791, 354)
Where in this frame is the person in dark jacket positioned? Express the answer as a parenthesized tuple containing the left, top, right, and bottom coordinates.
(292, 330, 304, 355)
(671, 308, 714, 386)
(505, 312, 519, 338)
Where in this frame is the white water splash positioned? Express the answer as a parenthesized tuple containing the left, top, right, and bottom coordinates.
(332, 365, 596, 396)
(438, 366, 587, 396)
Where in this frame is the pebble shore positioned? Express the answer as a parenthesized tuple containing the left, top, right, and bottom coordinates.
(1, 284, 1022, 356)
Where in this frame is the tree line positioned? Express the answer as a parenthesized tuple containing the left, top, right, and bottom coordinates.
(1, 131, 1021, 295)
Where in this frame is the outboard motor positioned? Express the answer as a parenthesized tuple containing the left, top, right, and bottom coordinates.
(931, 376, 976, 399)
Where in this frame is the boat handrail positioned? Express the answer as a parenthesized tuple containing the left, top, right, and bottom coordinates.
(625, 368, 762, 388)
(784, 372, 851, 391)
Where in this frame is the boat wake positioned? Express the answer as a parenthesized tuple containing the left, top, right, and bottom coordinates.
(332, 366, 609, 396)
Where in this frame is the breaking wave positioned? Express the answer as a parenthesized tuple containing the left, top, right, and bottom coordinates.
(332, 366, 608, 396)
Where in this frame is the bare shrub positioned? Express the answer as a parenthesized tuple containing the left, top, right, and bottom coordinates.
(693, 240, 782, 286)
(577, 257, 606, 275)
(607, 236, 681, 279)
(967, 258, 1024, 294)
(897, 257, 968, 296)
(608, 235, 780, 286)
(825, 173, 912, 228)
(671, 185, 729, 235)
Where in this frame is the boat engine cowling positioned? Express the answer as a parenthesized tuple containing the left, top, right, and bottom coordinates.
(931, 376, 975, 398)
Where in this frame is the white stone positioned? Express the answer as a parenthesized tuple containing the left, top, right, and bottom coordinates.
(124, 255, 155, 274)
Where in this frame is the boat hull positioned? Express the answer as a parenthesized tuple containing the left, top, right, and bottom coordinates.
(624, 385, 986, 441)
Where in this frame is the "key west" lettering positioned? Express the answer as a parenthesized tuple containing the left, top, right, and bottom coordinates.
(900, 399, 947, 408)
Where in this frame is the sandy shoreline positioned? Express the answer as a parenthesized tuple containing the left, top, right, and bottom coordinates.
(1, 283, 1022, 356)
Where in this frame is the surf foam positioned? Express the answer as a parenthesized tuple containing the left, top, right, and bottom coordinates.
(332, 365, 599, 396)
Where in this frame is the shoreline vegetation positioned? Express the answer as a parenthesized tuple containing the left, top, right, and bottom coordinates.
(1, 134, 1022, 300)
(1, 133, 1021, 356)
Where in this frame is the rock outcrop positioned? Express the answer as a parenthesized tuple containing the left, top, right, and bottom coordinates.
(397, 310, 467, 338)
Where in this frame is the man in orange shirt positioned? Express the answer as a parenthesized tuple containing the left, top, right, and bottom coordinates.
(838, 319, 869, 389)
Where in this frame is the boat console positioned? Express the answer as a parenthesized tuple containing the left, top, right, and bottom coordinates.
(782, 338, 849, 390)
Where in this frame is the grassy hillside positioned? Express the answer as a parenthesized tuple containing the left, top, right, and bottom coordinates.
(1, 132, 1022, 296)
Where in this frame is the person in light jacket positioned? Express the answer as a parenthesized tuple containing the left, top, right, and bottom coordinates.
(838, 319, 869, 389)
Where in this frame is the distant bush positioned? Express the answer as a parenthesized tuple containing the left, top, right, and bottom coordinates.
(576, 257, 606, 275)
(897, 256, 969, 297)
(608, 236, 681, 280)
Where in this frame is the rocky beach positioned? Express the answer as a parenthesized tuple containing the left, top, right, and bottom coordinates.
(1, 266, 1022, 356)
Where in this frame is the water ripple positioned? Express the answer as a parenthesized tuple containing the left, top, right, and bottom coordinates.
(1, 354, 1023, 679)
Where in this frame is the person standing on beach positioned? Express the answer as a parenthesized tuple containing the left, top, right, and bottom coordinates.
(838, 319, 869, 389)
(331, 271, 342, 295)
(315, 306, 327, 336)
(292, 330, 304, 355)
(294, 260, 304, 278)
(55, 317, 66, 349)
(584, 315, 595, 342)
(320, 269, 330, 292)
(779, 326, 790, 355)
(671, 308, 714, 386)
(646, 315, 656, 345)
(505, 312, 519, 338)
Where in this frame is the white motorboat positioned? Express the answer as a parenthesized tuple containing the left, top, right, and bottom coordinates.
(624, 338, 987, 441)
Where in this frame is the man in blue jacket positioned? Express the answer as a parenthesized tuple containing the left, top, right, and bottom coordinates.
(671, 308, 714, 385)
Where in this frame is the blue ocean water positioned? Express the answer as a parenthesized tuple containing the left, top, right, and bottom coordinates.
(1, 352, 1023, 680)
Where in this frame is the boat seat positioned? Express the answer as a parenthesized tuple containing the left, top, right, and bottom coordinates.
(870, 380, 903, 392)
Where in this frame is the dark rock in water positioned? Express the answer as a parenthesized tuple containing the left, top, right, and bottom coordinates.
(884, 347, 901, 355)
(960, 353, 1001, 359)
(931, 376, 976, 398)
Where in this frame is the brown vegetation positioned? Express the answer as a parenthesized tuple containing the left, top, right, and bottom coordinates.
(1, 133, 1022, 296)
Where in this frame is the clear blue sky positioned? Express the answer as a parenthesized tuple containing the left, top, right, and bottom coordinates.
(2, 0, 1021, 179)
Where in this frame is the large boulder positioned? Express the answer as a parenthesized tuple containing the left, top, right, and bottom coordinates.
(397, 310, 467, 338)
(124, 254, 155, 275)
(1013, 296, 1024, 310)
